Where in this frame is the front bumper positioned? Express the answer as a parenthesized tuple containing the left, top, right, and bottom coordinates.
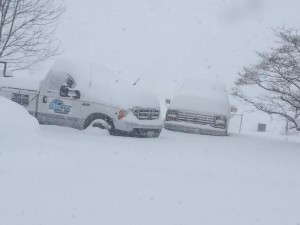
(113, 117, 163, 137)
(113, 127, 162, 137)
(164, 121, 227, 136)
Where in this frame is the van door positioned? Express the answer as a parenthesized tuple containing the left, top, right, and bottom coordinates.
(37, 74, 83, 129)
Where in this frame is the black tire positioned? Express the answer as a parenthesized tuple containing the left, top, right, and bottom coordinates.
(107, 120, 117, 136)
(83, 113, 115, 136)
(225, 128, 228, 136)
(153, 130, 161, 138)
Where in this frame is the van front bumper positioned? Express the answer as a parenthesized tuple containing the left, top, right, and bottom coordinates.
(164, 121, 227, 136)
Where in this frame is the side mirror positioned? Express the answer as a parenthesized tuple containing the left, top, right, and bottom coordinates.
(60, 85, 80, 99)
(165, 98, 171, 105)
(230, 105, 238, 113)
(68, 89, 81, 99)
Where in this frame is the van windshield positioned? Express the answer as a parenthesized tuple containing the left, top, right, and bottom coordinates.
(179, 78, 228, 102)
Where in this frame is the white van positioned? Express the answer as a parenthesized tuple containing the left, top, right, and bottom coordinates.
(164, 78, 237, 136)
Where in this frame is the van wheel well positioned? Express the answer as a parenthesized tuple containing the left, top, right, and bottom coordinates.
(83, 113, 113, 129)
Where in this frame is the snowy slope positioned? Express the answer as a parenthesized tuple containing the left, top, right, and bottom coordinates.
(1, 1, 300, 224)
(0, 97, 299, 225)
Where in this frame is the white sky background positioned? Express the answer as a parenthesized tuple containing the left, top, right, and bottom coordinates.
(33, 0, 300, 132)
(56, 0, 300, 85)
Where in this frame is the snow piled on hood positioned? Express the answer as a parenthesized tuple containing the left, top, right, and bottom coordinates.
(170, 78, 231, 115)
(0, 96, 39, 139)
(45, 59, 160, 109)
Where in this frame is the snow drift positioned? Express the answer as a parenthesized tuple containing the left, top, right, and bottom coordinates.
(0, 96, 39, 139)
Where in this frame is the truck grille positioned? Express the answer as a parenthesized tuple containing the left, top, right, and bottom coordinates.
(132, 108, 160, 120)
(177, 111, 215, 125)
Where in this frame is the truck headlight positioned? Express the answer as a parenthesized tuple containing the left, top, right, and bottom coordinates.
(118, 110, 128, 120)
(214, 116, 227, 127)
(166, 110, 178, 121)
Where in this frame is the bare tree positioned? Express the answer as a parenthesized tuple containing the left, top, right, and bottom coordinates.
(0, 0, 65, 70)
(232, 27, 300, 130)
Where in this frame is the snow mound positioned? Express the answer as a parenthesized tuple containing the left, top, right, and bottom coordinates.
(0, 96, 39, 138)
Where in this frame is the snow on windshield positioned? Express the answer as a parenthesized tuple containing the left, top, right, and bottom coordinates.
(170, 78, 231, 115)
(179, 78, 229, 101)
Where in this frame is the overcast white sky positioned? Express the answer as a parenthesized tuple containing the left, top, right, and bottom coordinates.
(54, 0, 300, 88)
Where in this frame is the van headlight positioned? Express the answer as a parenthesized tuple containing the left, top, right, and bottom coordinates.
(214, 116, 227, 128)
(166, 110, 178, 121)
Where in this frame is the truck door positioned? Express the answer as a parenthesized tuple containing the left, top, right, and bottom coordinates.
(37, 73, 83, 129)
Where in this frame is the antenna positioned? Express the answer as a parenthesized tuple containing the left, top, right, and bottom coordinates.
(133, 77, 140, 86)
(89, 62, 92, 88)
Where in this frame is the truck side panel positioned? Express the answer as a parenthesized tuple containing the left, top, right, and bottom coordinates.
(0, 87, 39, 116)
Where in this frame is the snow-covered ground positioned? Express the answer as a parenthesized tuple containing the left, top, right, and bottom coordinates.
(1, 98, 300, 225)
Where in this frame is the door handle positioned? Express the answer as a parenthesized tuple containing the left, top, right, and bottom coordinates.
(42, 96, 47, 103)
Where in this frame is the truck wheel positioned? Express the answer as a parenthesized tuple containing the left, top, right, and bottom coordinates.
(84, 113, 115, 135)
(107, 120, 116, 136)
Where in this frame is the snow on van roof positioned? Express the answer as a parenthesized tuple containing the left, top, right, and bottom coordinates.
(179, 78, 228, 98)
(45, 58, 160, 109)
(170, 78, 231, 115)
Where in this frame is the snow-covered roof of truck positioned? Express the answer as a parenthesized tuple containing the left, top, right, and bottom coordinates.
(170, 78, 231, 115)
(43, 59, 160, 109)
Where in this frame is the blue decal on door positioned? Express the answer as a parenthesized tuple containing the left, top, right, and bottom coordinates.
(49, 99, 71, 114)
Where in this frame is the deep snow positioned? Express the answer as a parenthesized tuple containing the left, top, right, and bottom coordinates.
(0, 98, 300, 225)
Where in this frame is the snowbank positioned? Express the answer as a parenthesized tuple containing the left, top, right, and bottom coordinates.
(0, 96, 39, 139)
(170, 78, 231, 115)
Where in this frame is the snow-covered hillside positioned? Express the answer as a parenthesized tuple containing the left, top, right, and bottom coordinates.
(1, 1, 300, 224)
(0, 97, 299, 225)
